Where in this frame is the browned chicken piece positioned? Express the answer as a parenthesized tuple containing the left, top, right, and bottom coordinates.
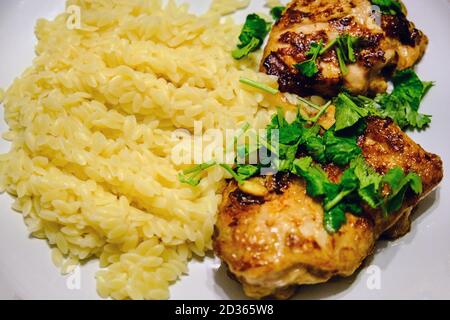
(213, 117, 443, 299)
(261, 0, 428, 97)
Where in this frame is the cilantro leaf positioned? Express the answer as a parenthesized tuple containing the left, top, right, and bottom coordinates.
(371, 0, 404, 15)
(323, 130, 362, 166)
(236, 164, 259, 181)
(232, 14, 271, 60)
(278, 123, 304, 144)
(305, 135, 326, 164)
(422, 81, 434, 97)
(292, 156, 313, 173)
(381, 167, 423, 213)
(294, 41, 323, 77)
(295, 60, 319, 78)
(267, 107, 288, 131)
(232, 37, 261, 60)
(376, 69, 432, 130)
(350, 156, 383, 208)
(324, 205, 347, 233)
(334, 93, 370, 131)
(270, 6, 285, 21)
(292, 157, 331, 197)
(336, 47, 349, 76)
(324, 169, 359, 211)
(276, 143, 299, 172)
(335, 34, 360, 75)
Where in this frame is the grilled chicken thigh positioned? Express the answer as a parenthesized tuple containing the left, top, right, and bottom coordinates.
(213, 117, 443, 299)
(261, 0, 428, 96)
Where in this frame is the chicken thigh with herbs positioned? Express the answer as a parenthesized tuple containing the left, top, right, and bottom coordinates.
(213, 117, 443, 299)
(261, 0, 428, 97)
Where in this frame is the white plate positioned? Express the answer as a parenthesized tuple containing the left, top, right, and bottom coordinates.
(0, 0, 449, 300)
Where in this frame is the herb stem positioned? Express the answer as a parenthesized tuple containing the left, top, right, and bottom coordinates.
(336, 47, 349, 76)
(311, 101, 332, 123)
(297, 97, 322, 111)
(220, 164, 244, 184)
(239, 77, 279, 95)
(324, 188, 355, 211)
(319, 38, 337, 55)
(182, 160, 216, 175)
(227, 122, 251, 152)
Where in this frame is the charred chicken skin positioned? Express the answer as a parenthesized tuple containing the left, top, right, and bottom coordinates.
(213, 117, 443, 299)
(261, 0, 428, 97)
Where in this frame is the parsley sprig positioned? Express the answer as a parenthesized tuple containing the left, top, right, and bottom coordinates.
(232, 14, 271, 60)
(270, 6, 286, 22)
(294, 41, 323, 77)
(295, 34, 360, 77)
(334, 69, 433, 131)
(376, 69, 433, 130)
(177, 161, 217, 186)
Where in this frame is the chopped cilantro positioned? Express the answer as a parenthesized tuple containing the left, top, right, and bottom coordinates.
(294, 41, 323, 77)
(371, 0, 404, 15)
(177, 161, 217, 186)
(334, 93, 373, 131)
(232, 14, 271, 60)
(270, 6, 286, 21)
(323, 130, 362, 166)
(376, 69, 433, 130)
(381, 167, 422, 213)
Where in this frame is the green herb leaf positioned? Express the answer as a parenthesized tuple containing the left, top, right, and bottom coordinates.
(334, 93, 370, 131)
(381, 167, 423, 213)
(376, 69, 432, 130)
(305, 135, 326, 163)
(350, 156, 383, 208)
(324, 205, 347, 233)
(422, 81, 434, 97)
(371, 0, 403, 15)
(178, 161, 217, 186)
(334, 34, 360, 75)
(324, 168, 359, 211)
(292, 156, 313, 173)
(232, 37, 261, 60)
(338, 34, 359, 63)
(232, 14, 271, 60)
(236, 164, 259, 180)
(293, 157, 331, 197)
(336, 47, 349, 76)
(278, 123, 304, 144)
(277, 143, 299, 171)
(295, 60, 319, 78)
(323, 130, 362, 166)
(294, 41, 323, 77)
(270, 6, 285, 21)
